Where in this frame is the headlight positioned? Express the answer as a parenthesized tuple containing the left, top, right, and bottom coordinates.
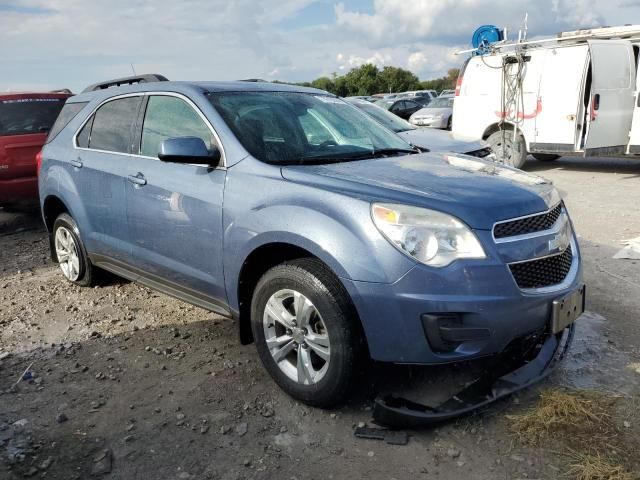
(371, 203, 486, 267)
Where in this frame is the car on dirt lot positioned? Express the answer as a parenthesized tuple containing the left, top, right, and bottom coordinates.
(375, 98, 423, 120)
(0, 91, 72, 207)
(38, 75, 584, 417)
(409, 95, 455, 130)
(345, 97, 495, 159)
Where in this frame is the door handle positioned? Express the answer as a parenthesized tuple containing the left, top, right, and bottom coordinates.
(128, 173, 147, 186)
(70, 159, 83, 168)
(593, 94, 600, 111)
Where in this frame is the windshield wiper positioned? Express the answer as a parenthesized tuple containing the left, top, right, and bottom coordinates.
(280, 147, 419, 165)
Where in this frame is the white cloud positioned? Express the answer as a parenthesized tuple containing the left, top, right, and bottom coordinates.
(0, 0, 627, 92)
(407, 52, 428, 72)
(335, 0, 606, 44)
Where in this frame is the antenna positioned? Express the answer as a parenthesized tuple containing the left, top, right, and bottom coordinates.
(130, 63, 137, 75)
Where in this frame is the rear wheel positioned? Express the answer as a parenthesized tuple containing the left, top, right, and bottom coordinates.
(486, 130, 527, 169)
(532, 153, 561, 162)
(446, 116, 452, 130)
(52, 213, 96, 287)
(251, 259, 361, 408)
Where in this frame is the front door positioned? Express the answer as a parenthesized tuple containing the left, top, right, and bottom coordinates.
(585, 40, 636, 152)
(125, 94, 227, 309)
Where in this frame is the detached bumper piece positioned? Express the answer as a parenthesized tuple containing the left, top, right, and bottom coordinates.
(373, 324, 575, 428)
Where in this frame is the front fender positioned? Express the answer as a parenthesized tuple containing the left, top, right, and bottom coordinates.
(222, 161, 415, 311)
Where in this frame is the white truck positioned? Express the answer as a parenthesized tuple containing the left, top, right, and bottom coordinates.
(452, 25, 640, 168)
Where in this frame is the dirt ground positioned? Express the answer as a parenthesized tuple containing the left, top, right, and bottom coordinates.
(1, 156, 639, 480)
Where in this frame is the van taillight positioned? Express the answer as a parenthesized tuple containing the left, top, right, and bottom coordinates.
(455, 76, 463, 96)
(36, 151, 43, 175)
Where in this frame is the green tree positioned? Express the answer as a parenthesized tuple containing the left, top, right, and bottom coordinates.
(341, 64, 381, 96)
(310, 76, 335, 93)
(378, 66, 420, 94)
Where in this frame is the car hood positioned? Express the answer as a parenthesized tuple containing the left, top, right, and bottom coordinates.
(397, 129, 486, 154)
(280, 152, 559, 230)
(412, 107, 451, 116)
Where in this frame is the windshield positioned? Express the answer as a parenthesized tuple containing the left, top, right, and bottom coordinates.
(350, 101, 416, 133)
(208, 92, 414, 165)
(0, 97, 66, 136)
(427, 97, 454, 108)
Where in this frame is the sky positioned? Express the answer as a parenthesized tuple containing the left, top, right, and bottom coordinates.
(1, 0, 638, 92)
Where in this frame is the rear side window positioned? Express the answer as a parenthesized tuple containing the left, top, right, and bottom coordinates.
(0, 97, 66, 136)
(46, 101, 86, 143)
(88, 96, 142, 153)
(140, 95, 215, 158)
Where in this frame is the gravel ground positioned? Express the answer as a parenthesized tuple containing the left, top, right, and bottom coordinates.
(0, 156, 639, 479)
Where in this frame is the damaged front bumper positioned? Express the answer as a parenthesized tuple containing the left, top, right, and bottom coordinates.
(373, 324, 575, 428)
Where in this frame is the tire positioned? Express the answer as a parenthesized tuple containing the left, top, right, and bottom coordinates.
(446, 116, 452, 130)
(532, 153, 560, 162)
(52, 213, 95, 287)
(250, 258, 362, 408)
(486, 130, 528, 169)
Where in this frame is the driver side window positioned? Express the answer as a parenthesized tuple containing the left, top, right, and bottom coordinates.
(140, 95, 216, 158)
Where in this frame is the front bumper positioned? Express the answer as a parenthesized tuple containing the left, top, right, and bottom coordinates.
(410, 117, 448, 128)
(343, 231, 583, 365)
(373, 323, 575, 427)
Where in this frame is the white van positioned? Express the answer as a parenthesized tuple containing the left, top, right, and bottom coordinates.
(452, 25, 640, 168)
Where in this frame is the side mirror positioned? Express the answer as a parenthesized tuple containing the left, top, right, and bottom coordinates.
(158, 137, 221, 167)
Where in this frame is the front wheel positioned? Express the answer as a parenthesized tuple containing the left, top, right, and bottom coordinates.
(250, 259, 361, 408)
(486, 130, 527, 169)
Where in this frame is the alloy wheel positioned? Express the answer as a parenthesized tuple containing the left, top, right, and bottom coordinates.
(262, 289, 331, 385)
(54, 226, 81, 281)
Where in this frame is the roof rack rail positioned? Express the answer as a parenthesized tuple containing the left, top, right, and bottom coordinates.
(82, 74, 169, 93)
(238, 78, 267, 82)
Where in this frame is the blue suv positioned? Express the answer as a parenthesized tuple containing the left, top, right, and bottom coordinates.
(39, 75, 584, 416)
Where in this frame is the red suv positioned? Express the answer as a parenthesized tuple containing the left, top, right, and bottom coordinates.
(0, 91, 72, 207)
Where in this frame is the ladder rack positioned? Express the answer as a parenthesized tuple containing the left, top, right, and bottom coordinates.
(456, 24, 640, 55)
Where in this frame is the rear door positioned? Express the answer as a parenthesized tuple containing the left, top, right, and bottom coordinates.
(627, 45, 640, 153)
(125, 93, 227, 310)
(74, 95, 143, 263)
(534, 46, 589, 152)
(585, 40, 636, 152)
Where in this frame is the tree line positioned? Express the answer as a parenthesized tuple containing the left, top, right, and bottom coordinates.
(283, 65, 460, 97)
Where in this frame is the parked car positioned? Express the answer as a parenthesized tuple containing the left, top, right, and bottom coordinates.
(0, 91, 72, 207)
(345, 95, 375, 102)
(346, 98, 495, 159)
(375, 98, 422, 119)
(39, 76, 584, 419)
(402, 90, 438, 101)
(439, 89, 455, 96)
(398, 95, 431, 107)
(409, 95, 455, 129)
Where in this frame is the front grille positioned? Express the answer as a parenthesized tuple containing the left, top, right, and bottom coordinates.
(494, 203, 562, 239)
(509, 246, 573, 289)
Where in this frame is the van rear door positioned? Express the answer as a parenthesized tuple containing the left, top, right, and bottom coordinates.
(585, 40, 636, 153)
(533, 45, 589, 153)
